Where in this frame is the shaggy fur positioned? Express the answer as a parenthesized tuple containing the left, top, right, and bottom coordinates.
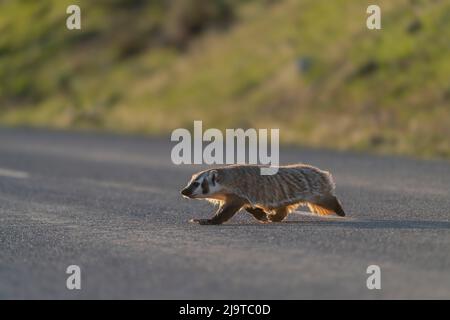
(214, 164, 334, 211)
(181, 164, 346, 225)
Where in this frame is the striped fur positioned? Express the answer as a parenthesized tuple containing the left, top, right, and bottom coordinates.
(186, 164, 346, 220)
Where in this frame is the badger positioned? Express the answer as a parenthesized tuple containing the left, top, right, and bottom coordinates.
(181, 164, 345, 225)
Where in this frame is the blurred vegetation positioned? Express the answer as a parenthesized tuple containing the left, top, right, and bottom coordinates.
(1, 0, 449, 158)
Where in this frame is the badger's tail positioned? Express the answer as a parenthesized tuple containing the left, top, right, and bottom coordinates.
(307, 195, 346, 217)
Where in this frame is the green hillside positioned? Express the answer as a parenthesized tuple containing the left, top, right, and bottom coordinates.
(1, 0, 449, 158)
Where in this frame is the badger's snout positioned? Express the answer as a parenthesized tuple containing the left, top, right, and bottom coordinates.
(181, 187, 194, 198)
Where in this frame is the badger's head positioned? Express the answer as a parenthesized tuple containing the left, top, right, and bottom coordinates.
(181, 169, 222, 199)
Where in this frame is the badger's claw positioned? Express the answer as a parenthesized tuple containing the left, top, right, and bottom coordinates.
(189, 218, 218, 225)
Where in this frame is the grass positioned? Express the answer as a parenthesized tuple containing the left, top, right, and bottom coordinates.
(1, 0, 450, 158)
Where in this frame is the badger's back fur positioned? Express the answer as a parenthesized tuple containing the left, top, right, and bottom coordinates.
(217, 164, 335, 212)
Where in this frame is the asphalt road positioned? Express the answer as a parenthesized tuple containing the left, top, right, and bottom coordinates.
(0, 127, 449, 299)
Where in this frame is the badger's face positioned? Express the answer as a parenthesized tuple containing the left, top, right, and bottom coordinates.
(181, 170, 221, 199)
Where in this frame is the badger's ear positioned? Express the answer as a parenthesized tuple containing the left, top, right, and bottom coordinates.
(210, 170, 219, 186)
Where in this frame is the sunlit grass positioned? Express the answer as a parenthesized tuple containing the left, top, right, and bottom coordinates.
(0, 0, 449, 159)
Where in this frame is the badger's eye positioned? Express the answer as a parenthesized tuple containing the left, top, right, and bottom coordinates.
(192, 182, 200, 187)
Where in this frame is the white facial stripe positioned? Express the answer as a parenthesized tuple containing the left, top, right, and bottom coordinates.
(205, 170, 221, 195)
(189, 171, 223, 197)
(190, 173, 206, 195)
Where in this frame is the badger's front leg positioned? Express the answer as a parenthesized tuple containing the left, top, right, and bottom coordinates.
(245, 207, 269, 223)
(190, 200, 244, 225)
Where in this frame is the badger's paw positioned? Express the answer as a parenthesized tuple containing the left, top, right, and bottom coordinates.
(189, 218, 219, 225)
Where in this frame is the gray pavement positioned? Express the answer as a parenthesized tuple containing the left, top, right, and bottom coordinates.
(0, 128, 449, 299)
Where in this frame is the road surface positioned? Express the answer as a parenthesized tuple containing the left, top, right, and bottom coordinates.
(0, 128, 449, 299)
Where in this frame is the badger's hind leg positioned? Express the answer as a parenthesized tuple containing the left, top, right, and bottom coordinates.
(245, 207, 269, 223)
(268, 206, 290, 222)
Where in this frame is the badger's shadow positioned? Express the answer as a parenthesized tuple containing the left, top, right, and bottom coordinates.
(281, 218, 450, 230)
(225, 217, 450, 230)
